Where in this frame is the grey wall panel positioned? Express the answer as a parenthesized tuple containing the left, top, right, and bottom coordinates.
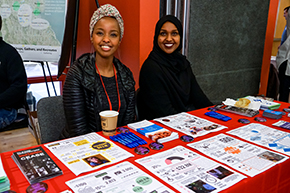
(187, 0, 270, 104)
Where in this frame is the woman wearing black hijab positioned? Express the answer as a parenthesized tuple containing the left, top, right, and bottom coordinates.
(138, 15, 213, 120)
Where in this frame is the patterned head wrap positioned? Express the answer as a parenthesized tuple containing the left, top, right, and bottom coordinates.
(89, 4, 124, 40)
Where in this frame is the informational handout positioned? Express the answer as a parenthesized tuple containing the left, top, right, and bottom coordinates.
(227, 123, 290, 156)
(135, 146, 246, 193)
(154, 112, 227, 137)
(188, 134, 288, 177)
(66, 161, 175, 193)
(44, 132, 134, 175)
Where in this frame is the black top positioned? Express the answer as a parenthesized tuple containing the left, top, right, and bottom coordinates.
(138, 15, 212, 120)
(97, 74, 127, 126)
(0, 37, 27, 109)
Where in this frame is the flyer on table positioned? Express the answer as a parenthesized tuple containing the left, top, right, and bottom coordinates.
(66, 161, 175, 193)
(154, 112, 228, 138)
(227, 123, 290, 156)
(44, 132, 134, 175)
(135, 146, 246, 193)
(188, 134, 288, 177)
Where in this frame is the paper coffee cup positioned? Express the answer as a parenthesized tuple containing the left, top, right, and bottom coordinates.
(99, 110, 119, 136)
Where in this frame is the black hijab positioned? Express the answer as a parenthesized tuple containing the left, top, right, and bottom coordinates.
(148, 15, 192, 104)
(150, 15, 189, 72)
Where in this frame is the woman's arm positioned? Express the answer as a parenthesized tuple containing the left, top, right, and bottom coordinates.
(62, 64, 89, 137)
(122, 83, 136, 124)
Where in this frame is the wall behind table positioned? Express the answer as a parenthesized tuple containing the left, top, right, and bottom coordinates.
(188, 0, 270, 104)
(74, 0, 159, 88)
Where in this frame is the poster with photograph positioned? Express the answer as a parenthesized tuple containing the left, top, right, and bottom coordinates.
(154, 112, 227, 137)
(188, 134, 288, 177)
(44, 132, 134, 175)
(135, 146, 246, 193)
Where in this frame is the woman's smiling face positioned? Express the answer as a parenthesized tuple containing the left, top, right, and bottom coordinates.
(157, 21, 180, 54)
(91, 17, 121, 59)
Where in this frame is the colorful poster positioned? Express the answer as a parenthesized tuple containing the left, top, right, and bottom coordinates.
(0, 0, 66, 62)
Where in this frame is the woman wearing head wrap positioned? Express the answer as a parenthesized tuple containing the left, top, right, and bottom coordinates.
(60, 4, 135, 138)
(137, 15, 212, 120)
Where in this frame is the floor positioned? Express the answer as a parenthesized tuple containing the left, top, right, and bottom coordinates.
(0, 127, 38, 153)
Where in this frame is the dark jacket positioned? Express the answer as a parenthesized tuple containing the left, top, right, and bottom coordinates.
(60, 53, 135, 138)
(0, 37, 27, 109)
(138, 57, 213, 120)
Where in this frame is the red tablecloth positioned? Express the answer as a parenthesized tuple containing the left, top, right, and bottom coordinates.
(2, 102, 290, 193)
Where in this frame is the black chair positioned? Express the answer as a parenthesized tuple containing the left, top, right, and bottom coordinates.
(37, 96, 66, 144)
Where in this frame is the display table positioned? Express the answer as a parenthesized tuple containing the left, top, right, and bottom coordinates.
(1, 101, 290, 193)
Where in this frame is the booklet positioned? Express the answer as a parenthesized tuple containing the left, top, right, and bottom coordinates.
(128, 120, 179, 143)
(12, 146, 63, 184)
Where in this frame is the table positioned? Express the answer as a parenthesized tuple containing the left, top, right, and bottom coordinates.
(1, 101, 290, 193)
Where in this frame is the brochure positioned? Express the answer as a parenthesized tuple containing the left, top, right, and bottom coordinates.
(128, 120, 179, 143)
(12, 146, 63, 184)
(154, 112, 227, 137)
(188, 134, 288, 177)
(135, 146, 246, 193)
(44, 132, 134, 175)
(66, 161, 175, 193)
(227, 123, 290, 156)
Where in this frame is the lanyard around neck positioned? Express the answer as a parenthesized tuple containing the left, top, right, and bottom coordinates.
(95, 63, 121, 112)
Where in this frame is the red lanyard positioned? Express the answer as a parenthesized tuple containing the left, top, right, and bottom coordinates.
(95, 63, 121, 112)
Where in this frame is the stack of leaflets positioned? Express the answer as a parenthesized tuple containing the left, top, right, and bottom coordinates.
(128, 120, 179, 143)
(0, 156, 10, 192)
(12, 146, 63, 184)
(262, 109, 283, 119)
(245, 96, 281, 110)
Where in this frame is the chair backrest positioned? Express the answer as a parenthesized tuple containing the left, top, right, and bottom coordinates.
(37, 96, 66, 144)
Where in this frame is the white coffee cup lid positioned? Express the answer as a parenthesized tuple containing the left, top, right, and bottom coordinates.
(99, 110, 119, 117)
